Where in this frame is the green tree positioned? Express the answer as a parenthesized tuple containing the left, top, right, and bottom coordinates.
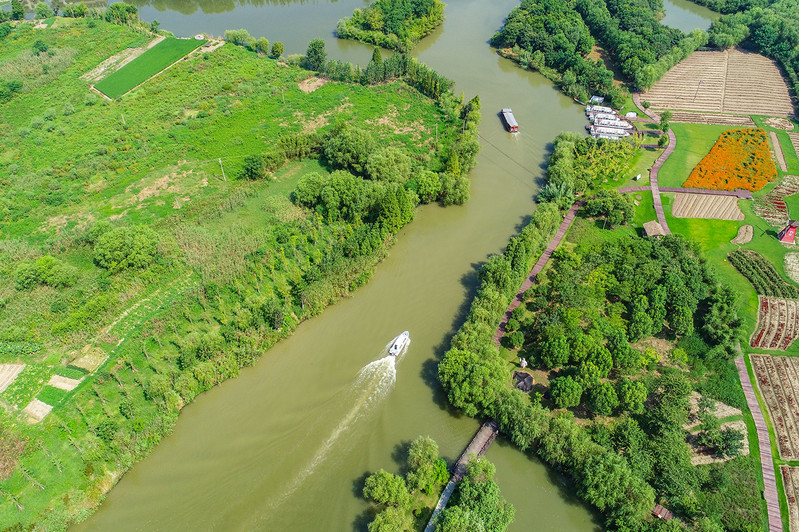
(304, 38, 327, 71)
(438, 348, 506, 417)
(540, 335, 569, 368)
(659, 110, 673, 133)
(628, 311, 653, 342)
(150, 19, 160, 32)
(617, 379, 647, 414)
(271, 41, 284, 58)
(239, 154, 268, 180)
(550, 375, 583, 408)
(718, 427, 744, 458)
(415, 170, 441, 203)
(32, 39, 48, 55)
(363, 469, 411, 508)
(94, 226, 159, 271)
(578, 453, 655, 522)
(35, 1, 52, 18)
(324, 124, 376, 175)
(445, 151, 461, 177)
(435, 506, 482, 532)
(11, 0, 24, 20)
(371, 46, 383, 64)
(368, 507, 413, 532)
(658, 134, 669, 148)
(366, 147, 413, 183)
(255, 37, 270, 54)
(587, 381, 619, 416)
(506, 330, 524, 349)
(670, 305, 694, 336)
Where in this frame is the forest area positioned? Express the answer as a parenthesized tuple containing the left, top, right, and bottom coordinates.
(490, 0, 707, 106)
(437, 133, 762, 531)
(336, 0, 445, 52)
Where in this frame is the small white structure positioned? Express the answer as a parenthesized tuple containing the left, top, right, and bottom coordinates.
(625, 111, 638, 119)
(520, 357, 528, 369)
(590, 95, 605, 104)
(634, 174, 642, 181)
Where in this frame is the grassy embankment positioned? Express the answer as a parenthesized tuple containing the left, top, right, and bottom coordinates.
(0, 17, 461, 529)
(94, 36, 206, 99)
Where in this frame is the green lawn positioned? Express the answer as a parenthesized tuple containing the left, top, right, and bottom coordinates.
(658, 123, 735, 188)
(94, 37, 205, 99)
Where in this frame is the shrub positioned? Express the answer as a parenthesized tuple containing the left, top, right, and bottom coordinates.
(93, 226, 159, 271)
(14, 256, 78, 290)
(44, 108, 57, 121)
(63, 102, 75, 115)
(255, 37, 269, 54)
(31, 117, 45, 129)
(32, 39, 49, 55)
(34, 2, 52, 18)
(84, 93, 97, 106)
(271, 41, 284, 58)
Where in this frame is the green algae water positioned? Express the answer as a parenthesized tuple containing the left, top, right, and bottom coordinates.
(78, 0, 711, 529)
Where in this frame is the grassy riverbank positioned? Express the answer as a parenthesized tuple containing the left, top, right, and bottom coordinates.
(0, 16, 470, 528)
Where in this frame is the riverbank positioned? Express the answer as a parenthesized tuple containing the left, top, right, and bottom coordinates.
(0, 15, 473, 528)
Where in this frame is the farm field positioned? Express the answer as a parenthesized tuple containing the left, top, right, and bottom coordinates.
(94, 37, 205, 98)
(672, 192, 743, 219)
(642, 48, 794, 117)
(751, 296, 799, 350)
(782, 466, 799, 532)
(751, 355, 799, 460)
(669, 111, 755, 127)
(753, 174, 799, 226)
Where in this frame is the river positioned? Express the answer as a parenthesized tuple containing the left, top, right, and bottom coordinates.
(77, 1, 714, 530)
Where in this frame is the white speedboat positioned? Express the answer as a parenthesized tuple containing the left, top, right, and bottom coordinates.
(389, 331, 410, 356)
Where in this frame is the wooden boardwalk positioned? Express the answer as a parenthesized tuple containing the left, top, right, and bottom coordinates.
(492, 201, 585, 347)
(424, 420, 499, 532)
(734, 355, 784, 532)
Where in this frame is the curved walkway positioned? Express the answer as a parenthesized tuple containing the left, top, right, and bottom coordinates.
(492, 201, 584, 347)
(735, 355, 783, 532)
(634, 92, 674, 235)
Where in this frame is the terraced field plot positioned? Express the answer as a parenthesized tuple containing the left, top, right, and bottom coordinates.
(751, 297, 799, 350)
(672, 193, 743, 220)
(670, 112, 755, 127)
(782, 466, 799, 532)
(752, 355, 799, 460)
(753, 175, 799, 226)
(642, 48, 794, 117)
(0, 364, 25, 394)
(94, 37, 205, 99)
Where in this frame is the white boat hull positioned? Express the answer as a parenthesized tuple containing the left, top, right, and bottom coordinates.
(389, 331, 410, 356)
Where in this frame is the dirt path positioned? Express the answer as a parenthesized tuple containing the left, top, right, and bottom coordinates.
(771, 131, 788, 172)
(492, 201, 584, 347)
(735, 354, 784, 532)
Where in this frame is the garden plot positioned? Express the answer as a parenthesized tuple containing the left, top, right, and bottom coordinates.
(771, 131, 788, 171)
(753, 174, 799, 226)
(751, 296, 799, 350)
(672, 193, 744, 220)
(670, 112, 755, 127)
(751, 354, 799, 460)
(642, 48, 794, 117)
(782, 466, 799, 532)
(22, 399, 52, 423)
(787, 253, 799, 284)
(791, 133, 799, 159)
(731, 224, 753, 244)
(0, 364, 25, 394)
(689, 420, 749, 465)
(46, 375, 81, 391)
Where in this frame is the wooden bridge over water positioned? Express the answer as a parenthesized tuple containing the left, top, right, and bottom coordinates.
(424, 420, 499, 532)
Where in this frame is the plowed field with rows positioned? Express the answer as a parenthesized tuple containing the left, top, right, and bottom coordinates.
(751, 297, 799, 350)
(672, 193, 744, 220)
(782, 466, 799, 532)
(752, 355, 799, 460)
(642, 49, 794, 117)
(753, 175, 799, 226)
(670, 112, 755, 126)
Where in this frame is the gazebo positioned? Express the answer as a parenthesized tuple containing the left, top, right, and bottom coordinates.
(643, 220, 666, 238)
(513, 371, 533, 393)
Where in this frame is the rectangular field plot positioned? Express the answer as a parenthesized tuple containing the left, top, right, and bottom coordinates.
(672, 193, 744, 220)
(94, 37, 205, 99)
(783, 466, 799, 532)
(642, 48, 794, 118)
(751, 354, 799, 460)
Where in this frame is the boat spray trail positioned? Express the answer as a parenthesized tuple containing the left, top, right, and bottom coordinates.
(258, 348, 402, 518)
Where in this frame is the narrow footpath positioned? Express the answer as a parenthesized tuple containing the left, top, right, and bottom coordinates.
(424, 420, 499, 532)
(633, 92, 673, 234)
(734, 355, 784, 532)
(492, 201, 585, 347)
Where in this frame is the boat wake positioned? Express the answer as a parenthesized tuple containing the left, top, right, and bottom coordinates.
(261, 349, 402, 514)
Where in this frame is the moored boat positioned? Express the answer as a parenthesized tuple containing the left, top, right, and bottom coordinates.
(389, 331, 410, 356)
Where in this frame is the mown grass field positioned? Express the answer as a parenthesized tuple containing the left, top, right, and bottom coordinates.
(94, 37, 205, 99)
(0, 17, 461, 529)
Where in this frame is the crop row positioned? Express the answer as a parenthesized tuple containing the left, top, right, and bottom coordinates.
(728, 249, 799, 298)
(752, 355, 799, 460)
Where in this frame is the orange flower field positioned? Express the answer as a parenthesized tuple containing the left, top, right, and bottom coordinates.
(683, 128, 778, 191)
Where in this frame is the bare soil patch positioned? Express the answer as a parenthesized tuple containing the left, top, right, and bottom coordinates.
(642, 48, 794, 117)
(298, 76, 328, 93)
(751, 296, 799, 350)
(81, 35, 165, 83)
(684, 391, 742, 431)
(767, 117, 795, 130)
(0, 426, 25, 481)
(69, 346, 107, 373)
(0, 364, 25, 394)
(672, 193, 744, 220)
(731, 225, 753, 244)
(751, 354, 799, 460)
(770, 131, 788, 171)
(781, 466, 799, 532)
(23, 398, 52, 423)
(366, 105, 429, 142)
(47, 375, 81, 391)
(786, 254, 799, 284)
(688, 420, 749, 465)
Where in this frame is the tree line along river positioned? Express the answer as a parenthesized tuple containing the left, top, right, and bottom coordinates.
(77, 0, 716, 529)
